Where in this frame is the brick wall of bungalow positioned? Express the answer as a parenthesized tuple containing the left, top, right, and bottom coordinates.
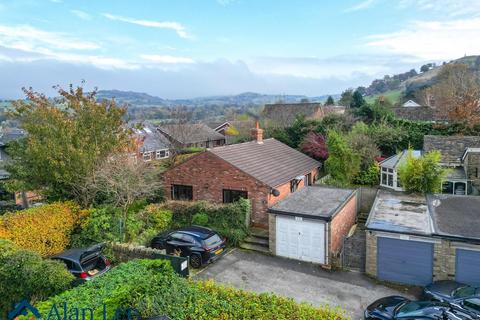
(162, 151, 318, 228)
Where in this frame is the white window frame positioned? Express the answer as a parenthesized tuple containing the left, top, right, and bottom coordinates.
(142, 151, 152, 162)
(380, 166, 403, 191)
(155, 149, 170, 159)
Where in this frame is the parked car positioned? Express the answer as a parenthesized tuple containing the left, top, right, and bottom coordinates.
(450, 298, 480, 319)
(51, 243, 111, 282)
(364, 296, 450, 320)
(150, 226, 226, 268)
(424, 281, 480, 303)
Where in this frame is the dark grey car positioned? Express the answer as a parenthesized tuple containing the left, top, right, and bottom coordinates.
(51, 243, 111, 282)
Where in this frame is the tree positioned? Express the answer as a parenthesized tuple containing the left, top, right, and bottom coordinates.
(348, 123, 381, 172)
(432, 64, 480, 127)
(398, 149, 447, 194)
(300, 132, 328, 161)
(325, 96, 335, 106)
(350, 89, 366, 108)
(6, 85, 130, 202)
(420, 64, 430, 73)
(338, 89, 354, 107)
(325, 131, 360, 185)
(85, 154, 162, 240)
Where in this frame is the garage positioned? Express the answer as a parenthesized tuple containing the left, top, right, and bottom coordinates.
(269, 186, 357, 266)
(377, 237, 433, 286)
(276, 215, 325, 264)
(456, 249, 480, 286)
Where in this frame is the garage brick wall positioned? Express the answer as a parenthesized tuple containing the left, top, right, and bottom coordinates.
(329, 193, 358, 255)
(365, 231, 377, 277)
(162, 152, 270, 227)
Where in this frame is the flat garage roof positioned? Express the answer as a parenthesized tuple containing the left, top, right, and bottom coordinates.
(366, 190, 433, 236)
(268, 186, 356, 221)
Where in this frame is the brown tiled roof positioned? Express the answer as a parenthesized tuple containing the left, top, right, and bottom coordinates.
(158, 123, 225, 144)
(262, 103, 344, 127)
(423, 135, 480, 166)
(209, 138, 321, 187)
(393, 106, 446, 122)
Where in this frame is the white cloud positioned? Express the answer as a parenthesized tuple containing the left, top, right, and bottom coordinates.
(103, 13, 191, 39)
(344, 0, 376, 12)
(71, 10, 92, 21)
(398, 0, 480, 17)
(0, 24, 99, 52)
(365, 17, 480, 60)
(141, 54, 195, 64)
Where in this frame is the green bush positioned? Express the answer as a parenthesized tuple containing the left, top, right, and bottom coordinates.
(30, 259, 347, 320)
(192, 212, 209, 226)
(161, 198, 250, 246)
(0, 241, 73, 319)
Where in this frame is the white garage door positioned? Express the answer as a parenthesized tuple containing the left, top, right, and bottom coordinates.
(276, 215, 325, 264)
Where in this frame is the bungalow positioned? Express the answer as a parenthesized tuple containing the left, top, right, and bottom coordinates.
(130, 121, 170, 162)
(158, 123, 226, 149)
(424, 135, 480, 195)
(366, 190, 480, 286)
(163, 124, 357, 266)
(162, 124, 321, 228)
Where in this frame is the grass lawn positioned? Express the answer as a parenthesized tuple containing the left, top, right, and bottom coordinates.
(364, 89, 402, 105)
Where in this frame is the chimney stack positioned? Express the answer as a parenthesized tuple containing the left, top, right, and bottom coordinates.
(251, 120, 263, 144)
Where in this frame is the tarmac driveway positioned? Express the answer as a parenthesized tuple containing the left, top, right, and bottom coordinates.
(195, 249, 417, 319)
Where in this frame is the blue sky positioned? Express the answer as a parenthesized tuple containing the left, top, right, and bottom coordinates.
(0, 0, 479, 98)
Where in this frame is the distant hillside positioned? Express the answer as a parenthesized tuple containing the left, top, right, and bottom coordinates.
(361, 55, 480, 105)
(96, 90, 340, 108)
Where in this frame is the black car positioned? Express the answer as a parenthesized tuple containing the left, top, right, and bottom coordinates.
(150, 226, 226, 268)
(450, 298, 480, 319)
(424, 281, 480, 303)
(51, 243, 111, 282)
(365, 296, 450, 320)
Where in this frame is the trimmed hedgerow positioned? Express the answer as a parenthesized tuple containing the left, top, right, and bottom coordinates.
(30, 259, 347, 320)
(0, 202, 88, 256)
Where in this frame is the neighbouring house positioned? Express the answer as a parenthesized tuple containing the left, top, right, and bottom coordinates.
(158, 123, 226, 149)
(366, 190, 480, 286)
(262, 102, 345, 127)
(162, 124, 321, 229)
(268, 186, 357, 266)
(424, 135, 480, 195)
(379, 150, 421, 192)
(402, 100, 421, 107)
(130, 121, 171, 162)
(207, 120, 256, 144)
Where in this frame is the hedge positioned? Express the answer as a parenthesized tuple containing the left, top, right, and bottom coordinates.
(29, 259, 347, 320)
(0, 202, 88, 256)
(159, 198, 251, 246)
(0, 240, 73, 319)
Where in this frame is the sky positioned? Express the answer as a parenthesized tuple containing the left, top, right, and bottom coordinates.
(1, 0, 480, 99)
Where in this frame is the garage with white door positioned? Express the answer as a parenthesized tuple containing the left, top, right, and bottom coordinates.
(269, 186, 357, 266)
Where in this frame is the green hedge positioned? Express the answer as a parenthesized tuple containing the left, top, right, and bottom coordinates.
(29, 259, 347, 320)
(0, 240, 74, 319)
(160, 198, 251, 246)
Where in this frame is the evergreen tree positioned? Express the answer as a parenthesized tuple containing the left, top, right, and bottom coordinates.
(350, 89, 366, 108)
(325, 96, 335, 105)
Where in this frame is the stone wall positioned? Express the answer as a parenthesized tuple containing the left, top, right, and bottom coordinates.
(365, 231, 377, 277)
(433, 240, 456, 281)
(466, 153, 480, 188)
(358, 187, 378, 214)
(268, 213, 276, 255)
(108, 242, 166, 263)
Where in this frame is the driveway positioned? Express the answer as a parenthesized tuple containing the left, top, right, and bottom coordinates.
(195, 249, 417, 320)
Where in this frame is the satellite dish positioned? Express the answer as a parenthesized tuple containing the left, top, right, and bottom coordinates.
(271, 189, 280, 197)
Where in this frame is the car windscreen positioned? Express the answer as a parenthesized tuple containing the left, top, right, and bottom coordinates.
(396, 301, 434, 317)
(204, 234, 222, 248)
(454, 287, 479, 298)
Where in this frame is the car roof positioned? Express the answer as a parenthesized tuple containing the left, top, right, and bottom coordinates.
(50, 244, 104, 261)
(175, 225, 215, 240)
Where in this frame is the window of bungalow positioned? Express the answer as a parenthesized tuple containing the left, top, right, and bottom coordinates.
(171, 184, 193, 200)
(223, 189, 248, 203)
(143, 152, 152, 161)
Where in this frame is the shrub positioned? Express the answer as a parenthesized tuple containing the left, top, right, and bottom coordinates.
(160, 198, 250, 246)
(0, 241, 73, 319)
(354, 162, 380, 186)
(0, 202, 86, 256)
(71, 205, 123, 247)
(325, 131, 360, 185)
(398, 149, 447, 194)
(30, 259, 347, 320)
(192, 213, 209, 226)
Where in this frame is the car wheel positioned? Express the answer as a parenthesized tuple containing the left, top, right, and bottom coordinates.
(151, 240, 165, 250)
(190, 254, 202, 268)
